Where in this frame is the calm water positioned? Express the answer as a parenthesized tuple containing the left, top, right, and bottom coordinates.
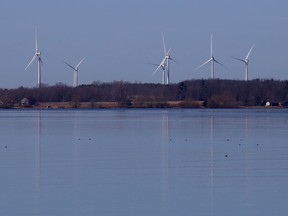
(0, 108, 288, 216)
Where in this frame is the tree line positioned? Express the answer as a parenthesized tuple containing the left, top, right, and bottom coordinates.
(1, 79, 288, 108)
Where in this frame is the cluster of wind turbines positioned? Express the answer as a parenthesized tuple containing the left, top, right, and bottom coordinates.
(25, 27, 254, 88)
(25, 27, 85, 88)
(152, 33, 254, 84)
(152, 33, 178, 85)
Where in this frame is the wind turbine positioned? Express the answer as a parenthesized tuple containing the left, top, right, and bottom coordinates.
(152, 33, 177, 85)
(195, 34, 226, 79)
(232, 44, 254, 81)
(25, 26, 43, 88)
(63, 58, 85, 87)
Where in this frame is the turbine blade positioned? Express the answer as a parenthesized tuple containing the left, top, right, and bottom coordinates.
(214, 59, 228, 70)
(245, 44, 254, 60)
(76, 57, 86, 68)
(39, 57, 43, 65)
(63, 60, 76, 71)
(210, 33, 213, 58)
(152, 58, 166, 75)
(25, 54, 37, 70)
(231, 56, 245, 62)
(195, 58, 212, 70)
(35, 26, 38, 52)
(148, 63, 160, 66)
(152, 64, 162, 76)
(170, 57, 179, 64)
(167, 48, 171, 55)
(162, 32, 167, 55)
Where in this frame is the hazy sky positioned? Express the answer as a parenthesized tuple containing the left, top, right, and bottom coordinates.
(0, 0, 287, 88)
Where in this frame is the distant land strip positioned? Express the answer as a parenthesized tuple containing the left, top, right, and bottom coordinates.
(33, 101, 203, 109)
(1, 79, 288, 109)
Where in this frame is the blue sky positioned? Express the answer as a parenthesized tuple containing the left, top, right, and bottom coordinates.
(0, 0, 287, 88)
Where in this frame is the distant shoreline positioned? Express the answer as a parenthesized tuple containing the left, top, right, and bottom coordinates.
(1, 79, 288, 109)
(10, 101, 286, 109)
(33, 101, 203, 109)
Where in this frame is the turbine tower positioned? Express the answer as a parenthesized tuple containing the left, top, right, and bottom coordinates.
(152, 33, 177, 85)
(232, 44, 254, 81)
(195, 34, 226, 79)
(25, 26, 43, 88)
(63, 58, 85, 87)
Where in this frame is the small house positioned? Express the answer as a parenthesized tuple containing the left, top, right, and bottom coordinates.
(21, 98, 29, 106)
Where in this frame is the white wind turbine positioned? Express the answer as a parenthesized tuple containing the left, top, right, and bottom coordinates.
(63, 58, 85, 87)
(232, 44, 254, 81)
(25, 26, 43, 88)
(195, 34, 226, 79)
(152, 33, 177, 85)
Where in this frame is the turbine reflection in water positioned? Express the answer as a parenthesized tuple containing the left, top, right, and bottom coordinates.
(161, 111, 170, 208)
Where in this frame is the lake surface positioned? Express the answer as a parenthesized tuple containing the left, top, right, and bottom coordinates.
(0, 108, 288, 216)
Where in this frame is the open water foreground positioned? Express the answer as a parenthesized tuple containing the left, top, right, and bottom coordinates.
(0, 108, 287, 216)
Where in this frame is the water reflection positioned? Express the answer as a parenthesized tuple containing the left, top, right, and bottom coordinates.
(34, 110, 41, 216)
(161, 111, 170, 209)
(209, 112, 214, 216)
(35, 110, 41, 189)
(0, 109, 288, 216)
